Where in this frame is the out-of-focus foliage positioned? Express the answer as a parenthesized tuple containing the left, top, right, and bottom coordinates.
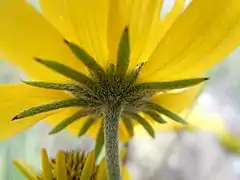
(220, 132, 240, 153)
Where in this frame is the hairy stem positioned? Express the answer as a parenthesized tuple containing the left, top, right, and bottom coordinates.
(103, 105, 122, 180)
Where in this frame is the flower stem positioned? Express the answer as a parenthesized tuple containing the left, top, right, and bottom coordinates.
(103, 105, 122, 180)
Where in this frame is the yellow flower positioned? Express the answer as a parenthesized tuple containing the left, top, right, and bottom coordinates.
(0, 0, 239, 141)
(13, 148, 130, 180)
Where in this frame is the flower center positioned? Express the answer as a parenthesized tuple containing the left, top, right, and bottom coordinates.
(71, 63, 151, 113)
(49, 151, 94, 180)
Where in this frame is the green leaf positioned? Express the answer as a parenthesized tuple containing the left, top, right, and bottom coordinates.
(64, 40, 105, 78)
(145, 101, 187, 124)
(125, 112, 155, 138)
(35, 58, 92, 85)
(78, 116, 97, 136)
(134, 78, 208, 91)
(122, 116, 134, 137)
(142, 110, 167, 124)
(49, 109, 89, 134)
(12, 99, 81, 120)
(95, 125, 104, 159)
(116, 27, 130, 76)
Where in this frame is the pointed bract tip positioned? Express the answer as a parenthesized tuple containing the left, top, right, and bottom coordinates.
(34, 57, 42, 62)
(204, 77, 210, 81)
(21, 80, 28, 84)
(48, 129, 58, 135)
(63, 39, 69, 44)
(124, 26, 129, 33)
(48, 131, 54, 135)
(77, 132, 83, 137)
(11, 115, 19, 121)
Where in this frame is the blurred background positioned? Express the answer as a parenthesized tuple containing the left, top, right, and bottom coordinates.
(1, 0, 240, 179)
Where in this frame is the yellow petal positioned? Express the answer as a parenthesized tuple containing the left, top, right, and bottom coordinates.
(119, 121, 131, 142)
(120, 148, 127, 161)
(107, 0, 129, 63)
(0, 83, 70, 141)
(41, 148, 53, 180)
(39, 0, 109, 67)
(137, 0, 185, 66)
(80, 151, 95, 180)
(185, 106, 225, 133)
(108, 0, 183, 68)
(152, 85, 201, 113)
(95, 156, 107, 180)
(140, 0, 240, 82)
(38, 0, 78, 45)
(128, 0, 164, 68)
(0, 0, 86, 81)
(56, 150, 68, 180)
(45, 108, 130, 142)
(122, 165, 131, 180)
(127, 0, 185, 69)
(13, 160, 38, 180)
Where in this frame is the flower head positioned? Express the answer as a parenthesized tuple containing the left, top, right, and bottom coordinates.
(13, 148, 130, 180)
(0, 0, 239, 141)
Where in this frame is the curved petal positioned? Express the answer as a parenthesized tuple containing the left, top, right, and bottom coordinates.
(56, 150, 68, 180)
(13, 160, 39, 180)
(41, 149, 53, 180)
(39, 0, 109, 67)
(107, 0, 132, 64)
(185, 106, 225, 133)
(119, 121, 131, 142)
(0, 83, 70, 141)
(45, 107, 130, 142)
(136, 0, 185, 67)
(128, 0, 164, 69)
(122, 166, 131, 180)
(152, 85, 201, 113)
(107, 0, 184, 70)
(38, 0, 78, 45)
(0, 0, 87, 81)
(139, 0, 240, 82)
(111, 0, 184, 70)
